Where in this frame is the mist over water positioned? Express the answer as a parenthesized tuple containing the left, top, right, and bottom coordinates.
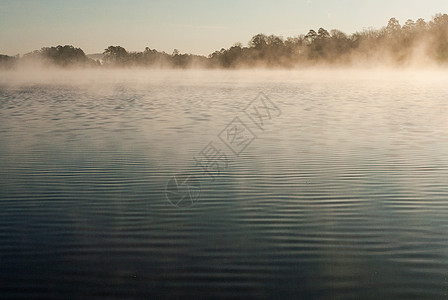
(1, 67, 448, 87)
(1, 69, 448, 299)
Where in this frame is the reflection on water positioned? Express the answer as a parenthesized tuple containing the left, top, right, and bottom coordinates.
(0, 70, 448, 299)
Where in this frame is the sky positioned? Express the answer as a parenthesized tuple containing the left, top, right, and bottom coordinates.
(1, 0, 447, 56)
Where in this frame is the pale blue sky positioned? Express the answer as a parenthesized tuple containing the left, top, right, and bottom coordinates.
(1, 0, 447, 55)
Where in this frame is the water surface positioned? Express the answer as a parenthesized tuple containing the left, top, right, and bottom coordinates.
(1, 69, 448, 299)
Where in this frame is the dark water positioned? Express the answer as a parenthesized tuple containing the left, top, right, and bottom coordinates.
(1, 70, 448, 299)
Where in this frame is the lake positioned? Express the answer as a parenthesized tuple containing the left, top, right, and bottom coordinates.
(1, 69, 448, 299)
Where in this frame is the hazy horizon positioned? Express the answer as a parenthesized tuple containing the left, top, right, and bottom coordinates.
(1, 0, 448, 56)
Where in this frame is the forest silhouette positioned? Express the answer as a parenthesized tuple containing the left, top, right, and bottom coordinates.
(1, 14, 448, 69)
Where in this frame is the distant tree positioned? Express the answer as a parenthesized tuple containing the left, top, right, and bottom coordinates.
(415, 18, 427, 31)
(318, 28, 330, 39)
(249, 34, 268, 49)
(386, 17, 401, 35)
(305, 29, 318, 43)
(0, 54, 17, 69)
(266, 35, 284, 47)
(429, 14, 448, 61)
(103, 46, 128, 65)
(330, 29, 347, 39)
(432, 13, 448, 26)
(403, 19, 416, 33)
(21, 45, 90, 67)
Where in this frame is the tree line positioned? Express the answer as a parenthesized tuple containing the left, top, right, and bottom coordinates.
(1, 14, 448, 69)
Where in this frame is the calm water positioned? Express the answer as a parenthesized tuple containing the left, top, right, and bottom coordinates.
(1, 69, 448, 299)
